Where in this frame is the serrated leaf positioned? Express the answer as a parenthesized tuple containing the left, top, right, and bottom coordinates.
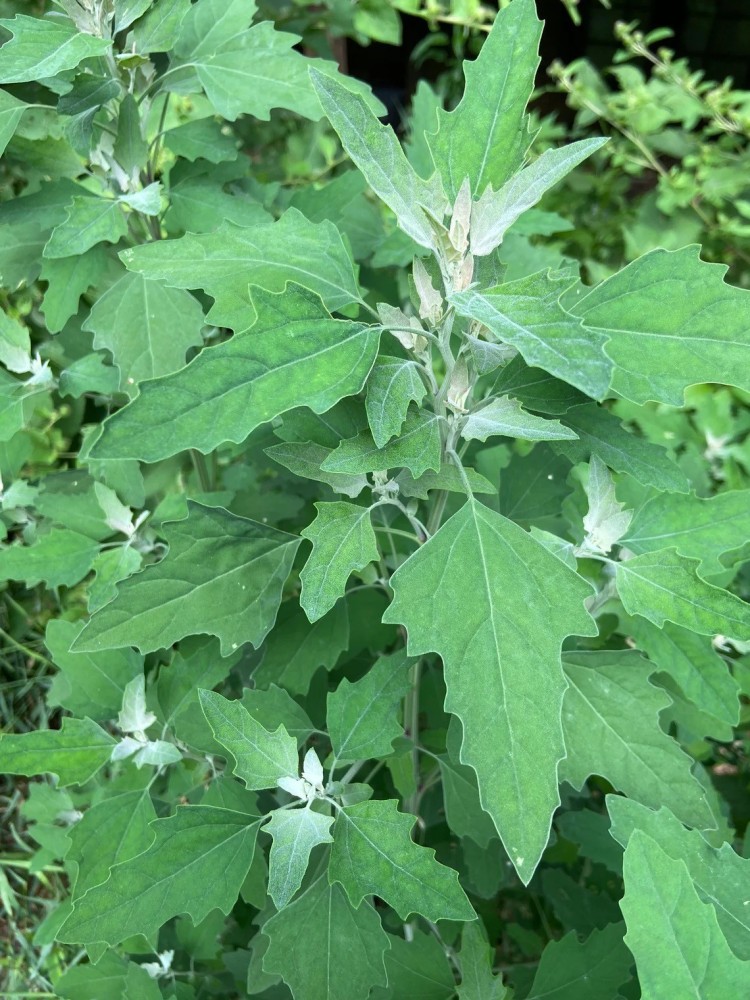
(426, 0, 541, 201)
(163, 116, 238, 163)
(322, 409, 441, 478)
(384, 499, 596, 883)
(616, 548, 750, 640)
(40, 246, 109, 333)
(462, 396, 578, 443)
(254, 599, 349, 695)
(608, 796, 750, 960)
(375, 929, 456, 1000)
(620, 830, 750, 998)
(242, 686, 315, 746)
(0, 15, 111, 83)
(471, 138, 607, 256)
(120, 210, 361, 330)
(572, 246, 750, 405)
(395, 463, 496, 499)
(44, 197, 128, 259)
(266, 440, 368, 498)
(328, 648, 411, 763)
(451, 273, 611, 399)
(0, 718, 115, 786)
(72, 502, 300, 656)
(59, 806, 260, 946)
(262, 874, 389, 1000)
(265, 807, 334, 908)
(560, 651, 715, 831)
(580, 455, 632, 555)
(457, 920, 507, 999)
(0, 527, 100, 588)
(365, 356, 427, 448)
(299, 501, 379, 623)
(199, 689, 298, 789)
(329, 798, 473, 921)
(526, 923, 632, 1000)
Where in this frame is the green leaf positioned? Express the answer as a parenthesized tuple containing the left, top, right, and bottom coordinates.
(579, 455, 632, 555)
(91, 285, 377, 462)
(265, 807, 334, 908)
(266, 440, 369, 498)
(0, 15, 111, 83)
(426, 0, 542, 200)
(461, 397, 578, 443)
(557, 403, 689, 494)
(623, 489, 750, 576)
(321, 410, 442, 478)
(0, 308, 29, 373)
(0, 718, 115, 786)
(262, 874, 389, 1000)
(439, 720, 497, 850)
(572, 246, 750, 405)
(609, 796, 750, 960)
(620, 830, 750, 998)
(72, 502, 300, 656)
(395, 463, 496, 499)
(120, 209, 361, 331)
(328, 649, 411, 763)
(310, 68, 448, 251)
(0, 89, 26, 157)
(0, 527, 100, 588)
(199, 689, 298, 789)
(241, 685, 315, 746)
(39, 246, 109, 333)
(616, 548, 750, 640)
(560, 651, 715, 831)
(526, 923, 632, 1000)
(163, 116, 238, 163)
(457, 920, 507, 999)
(131, 0, 191, 53)
(45, 619, 143, 721)
(115, 0, 153, 32)
(365, 356, 427, 448)
(300, 501, 379, 623)
(451, 272, 612, 399)
(489, 356, 588, 415)
(44, 197, 128, 259)
(384, 499, 596, 883)
(329, 798, 474, 921)
(471, 138, 607, 256)
(83, 273, 204, 394)
(59, 806, 261, 946)
(375, 929, 457, 1000)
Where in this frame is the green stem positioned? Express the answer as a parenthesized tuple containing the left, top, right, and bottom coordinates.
(190, 450, 212, 492)
(0, 628, 53, 669)
(405, 659, 422, 815)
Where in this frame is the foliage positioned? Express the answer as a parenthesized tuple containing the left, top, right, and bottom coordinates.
(0, 1, 749, 997)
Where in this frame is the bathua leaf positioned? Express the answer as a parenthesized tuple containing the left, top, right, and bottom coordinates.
(91, 285, 378, 462)
(265, 807, 334, 909)
(266, 440, 369, 498)
(620, 830, 750, 998)
(0, 718, 115, 786)
(489, 355, 588, 415)
(0, 527, 100, 588)
(375, 929, 457, 1000)
(560, 651, 715, 831)
(384, 499, 596, 884)
(526, 923, 632, 1000)
(262, 874, 389, 1000)
(0, 15, 111, 83)
(39, 246, 109, 333)
(439, 719, 498, 850)
(0, 89, 26, 157)
(299, 501, 379, 623)
(72, 502, 300, 656)
(321, 409, 442, 478)
(59, 806, 261, 947)
(457, 920, 508, 999)
(461, 396, 578, 443)
(44, 197, 128, 259)
(579, 455, 633, 555)
(199, 689, 299, 790)
(329, 798, 474, 922)
(365, 355, 427, 448)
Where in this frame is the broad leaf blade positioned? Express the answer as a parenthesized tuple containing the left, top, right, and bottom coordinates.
(526, 923, 632, 1000)
(265, 807, 334, 908)
(461, 397, 578, 443)
(0, 718, 115, 787)
(0, 15, 111, 83)
(321, 409, 442, 477)
(365, 355, 426, 448)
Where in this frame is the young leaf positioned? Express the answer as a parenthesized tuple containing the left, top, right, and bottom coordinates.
(365, 356, 427, 448)
(616, 548, 750, 640)
(59, 806, 261, 947)
(329, 798, 474, 921)
(44, 198, 128, 259)
(461, 396, 579, 443)
(265, 807, 334, 908)
(321, 410, 442, 478)
(451, 272, 612, 399)
(0, 718, 115, 786)
(91, 285, 378, 462)
(620, 831, 750, 997)
(0, 15, 111, 83)
(560, 652, 715, 830)
(580, 455, 632, 555)
(384, 499, 596, 884)
(327, 648, 411, 763)
(526, 923, 632, 1000)
(262, 875, 389, 1000)
(199, 689, 298, 790)
(72, 502, 300, 656)
(300, 501, 379, 623)
(458, 920, 508, 999)
(426, 0, 542, 200)
(395, 463, 496, 499)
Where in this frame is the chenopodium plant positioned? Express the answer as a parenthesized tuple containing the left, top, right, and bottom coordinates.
(2, 0, 750, 996)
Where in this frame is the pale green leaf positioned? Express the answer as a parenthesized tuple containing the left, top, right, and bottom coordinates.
(44, 197, 128, 259)
(92, 285, 377, 462)
(384, 499, 596, 883)
(300, 501, 379, 623)
(0, 718, 115, 786)
(266, 440, 369, 498)
(366, 355, 427, 448)
(0, 15, 111, 83)
(119, 182, 162, 216)
(462, 396, 578, 443)
(199, 689, 298, 790)
(114, 0, 153, 32)
(59, 806, 260, 946)
(457, 921, 507, 1000)
(616, 548, 750, 640)
(130, 0, 192, 53)
(560, 651, 715, 831)
(580, 455, 632, 555)
(620, 830, 750, 998)
(0, 527, 100, 588)
(451, 272, 612, 399)
(72, 502, 300, 656)
(265, 807, 334, 908)
(321, 410, 441, 478)
(262, 874, 389, 1000)
(328, 648, 411, 763)
(0, 308, 29, 373)
(329, 798, 474, 921)
(526, 923, 632, 1000)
